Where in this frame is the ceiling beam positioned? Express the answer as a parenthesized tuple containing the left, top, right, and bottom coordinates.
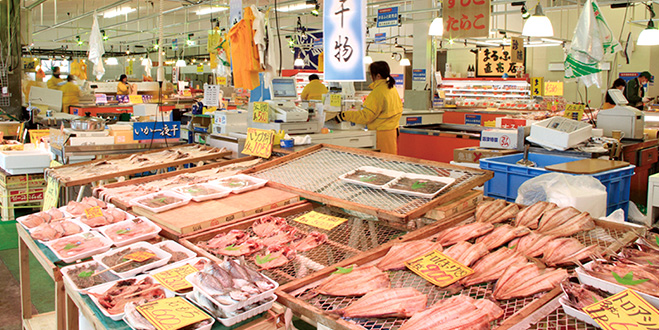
(33, 0, 134, 35)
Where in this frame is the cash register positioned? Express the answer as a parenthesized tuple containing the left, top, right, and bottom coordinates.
(597, 89, 645, 139)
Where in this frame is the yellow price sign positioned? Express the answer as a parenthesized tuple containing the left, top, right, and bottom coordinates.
(242, 127, 274, 159)
(252, 102, 269, 123)
(152, 264, 199, 293)
(197, 64, 204, 73)
(126, 63, 133, 76)
(50, 160, 63, 168)
(544, 81, 564, 96)
(404, 250, 474, 287)
(330, 94, 342, 107)
(84, 206, 104, 219)
(124, 251, 157, 262)
(216, 76, 227, 86)
(129, 95, 144, 104)
(29, 129, 50, 145)
(137, 297, 211, 330)
(564, 103, 585, 121)
(293, 211, 348, 231)
(42, 176, 59, 211)
(583, 289, 659, 330)
(531, 77, 544, 96)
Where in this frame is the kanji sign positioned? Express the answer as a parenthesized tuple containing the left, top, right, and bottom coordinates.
(294, 211, 348, 230)
(133, 122, 181, 140)
(252, 102, 269, 123)
(137, 297, 211, 330)
(124, 251, 156, 262)
(477, 48, 520, 77)
(443, 0, 490, 38)
(545, 81, 564, 96)
(152, 264, 199, 293)
(84, 206, 103, 219)
(583, 289, 659, 330)
(242, 128, 274, 159)
(324, 0, 366, 81)
(564, 103, 585, 121)
(376, 7, 399, 28)
(405, 250, 474, 287)
(510, 37, 525, 63)
(374, 32, 386, 44)
(531, 77, 544, 96)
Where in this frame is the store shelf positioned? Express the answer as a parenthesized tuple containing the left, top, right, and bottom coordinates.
(23, 312, 57, 330)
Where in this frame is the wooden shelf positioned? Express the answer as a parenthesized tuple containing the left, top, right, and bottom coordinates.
(22, 312, 57, 330)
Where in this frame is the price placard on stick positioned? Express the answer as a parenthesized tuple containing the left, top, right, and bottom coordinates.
(293, 211, 348, 230)
(405, 250, 473, 287)
(42, 176, 59, 211)
(583, 289, 659, 330)
(152, 264, 199, 293)
(137, 297, 211, 330)
(124, 251, 156, 262)
(252, 102, 269, 123)
(84, 206, 103, 219)
(242, 128, 274, 159)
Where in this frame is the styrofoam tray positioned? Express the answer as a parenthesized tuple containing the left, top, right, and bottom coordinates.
(185, 264, 279, 313)
(28, 218, 92, 244)
(130, 190, 191, 213)
(83, 207, 136, 229)
(46, 231, 113, 263)
(93, 241, 172, 278)
(149, 257, 209, 295)
(187, 290, 275, 327)
(383, 173, 456, 199)
(338, 166, 403, 189)
(61, 260, 121, 292)
(152, 241, 197, 267)
(97, 217, 161, 247)
(171, 182, 232, 202)
(576, 261, 659, 309)
(558, 295, 601, 328)
(87, 275, 173, 321)
(17, 207, 75, 231)
(213, 174, 268, 194)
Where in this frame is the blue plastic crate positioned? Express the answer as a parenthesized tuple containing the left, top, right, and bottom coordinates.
(480, 153, 635, 217)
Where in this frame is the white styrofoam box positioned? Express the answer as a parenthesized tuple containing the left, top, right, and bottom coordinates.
(69, 136, 115, 146)
(480, 129, 519, 150)
(172, 182, 232, 202)
(383, 173, 456, 199)
(187, 290, 275, 327)
(64, 128, 109, 137)
(97, 217, 161, 247)
(338, 166, 403, 189)
(130, 190, 192, 213)
(0, 149, 51, 174)
(576, 261, 659, 309)
(528, 117, 592, 151)
(548, 188, 607, 219)
(132, 104, 159, 117)
(151, 241, 198, 268)
(213, 174, 268, 194)
(61, 260, 121, 292)
(558, 296, 600, 328)
(46, 231, 113, 263)
(87, 275, 173, 321)
(214, 110, 248, 126)
(324, 120, 365, 130)
(93, 241, 172, 278)
(212, 124, 247, 135)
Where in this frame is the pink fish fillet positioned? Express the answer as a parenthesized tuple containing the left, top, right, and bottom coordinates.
(316, 266, 390, 296)
(376, 240, 443, 270)
(336, 288, 427, 318)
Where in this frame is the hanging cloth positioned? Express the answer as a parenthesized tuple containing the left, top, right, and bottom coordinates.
(228, 6, 262, 89)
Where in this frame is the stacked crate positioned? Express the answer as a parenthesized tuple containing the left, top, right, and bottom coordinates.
(0, 170, 45, 221)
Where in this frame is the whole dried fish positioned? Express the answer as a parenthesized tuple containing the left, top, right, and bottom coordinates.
(515, 201, 557, 229)
(484, 204, 520, 224)
(376, 240, 443, 270)
(509, 232, 555, 258)
(253, 245, 297, 269)
(443, 241, 489, 267)
(620, 248, 659, 266)
(336, 288, 427, 318)
(476, 199, 506, 222)
(461, 248, 527, 286)
(583, 260, 659, 297)
(542, 238, 601, 266)
(493, 263, 568, 300)
(434, 222, 494, 247)
(561, 280, 610, 309)
(289, 232, 328, 252)
(124, 301, 156, 330)
(399, 295, 502, 330)
(199, 230, 249, 251)
(257, 225, 299, 248)
(251, 216, 289, 238)
(536, 207, 581, 233)
(316, 265, 390, 296)
(539, 212, 595, 237)
(475, 225, 530, 250)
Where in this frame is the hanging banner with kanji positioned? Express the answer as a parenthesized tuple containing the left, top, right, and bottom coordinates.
(324, 0, 366, 81)
(443, 0, 491, 39)
(476, 48, 521, 77)
(510, 37, 525, 63)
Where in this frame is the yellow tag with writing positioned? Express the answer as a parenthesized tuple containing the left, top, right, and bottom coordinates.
(126, 63, 133, 76)
(483, 120, 496, 127)
(202, 106, 216, 115)
(242, 128, 274, 159)
(252, 102, 269, 123)
(531, 77, 544, 96)
(583, 289, 659, 330)
(293, 211, 348, 231)
(29, 129, 51, 145)
(50, 160, 63, 168)
(216, 76, 227, 86)
(197, 64, 204, 73)
(404, 250, 474, 287)
(124, 251, 156, 262)
(152, 264, 199, 293)
(564, 103, 585, 121)
(129, 95, 143, 104)
(84, 206, 104, 219)
(42, 176, 59, 211)
(330, 94, 342, 107)
(137, 297, 211, 330)
(544, 81, 564, 96)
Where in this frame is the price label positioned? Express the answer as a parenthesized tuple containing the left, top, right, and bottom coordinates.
(197, 64, 204, 73)
(293, 211, 348, 231)
(330, 94, 342, 107)
(531, 77, 544, 96)
(124, 251, 156, 262)
(137, 297, 211, 330)
(405, 250, 473, 287)
(29, 129, 50, 145)
(242, 127, 274, 159)
(50, 160, 63, 168)
(42, 176, 59, 211)
(583, 289, 659, 330)
(126, 63, 134, 76)
(564, 103, 585, 121)
(129, 95, 144, 104)
(252, 102, 269, 123)
(84, 206, 103, 219)
(544, 81, 564, 96)
(152, 264, 199, 293)
(216, 76, 227, 86)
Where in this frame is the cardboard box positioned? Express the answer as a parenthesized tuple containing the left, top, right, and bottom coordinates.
(0, 150, 51, 175)
(480, 129, 519, 149)
(453, 147, 520, 163)
(133, 104, 159, 117)
(528, 117, 592, 151)
(426, 190, 483, 221)
(0, 171, 45, 188)
(108, 124, 135, 144)
(212, 124, 247, 135)
(214, 110, 248, 126)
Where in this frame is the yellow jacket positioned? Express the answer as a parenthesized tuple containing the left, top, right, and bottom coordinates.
(301, 80, 328, 101)
(342, 79, 403, 131)
(60, 82, 80, 113)
(117, 82, 130, 95)
(47, 77, 64, 90)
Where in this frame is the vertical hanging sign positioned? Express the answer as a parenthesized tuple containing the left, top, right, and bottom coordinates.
(510, 37, 525, 63)
(324, 0, 366, 81)
(443, 0, 490, 38)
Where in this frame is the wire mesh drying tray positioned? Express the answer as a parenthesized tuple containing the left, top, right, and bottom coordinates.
(181, 202, 408, 285)
(243, 145, 492, 223)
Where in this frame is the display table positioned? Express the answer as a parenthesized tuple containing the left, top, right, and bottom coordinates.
(50, 141, 184, 165)
(69, 104, 176, 116)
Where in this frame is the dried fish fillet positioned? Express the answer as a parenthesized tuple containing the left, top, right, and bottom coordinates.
(444, 241, 488, 267)
(316, 266, 390, 297)
(493, 263, 567, 300)
(476, 199, 506, 222)
(515, 201, 557, 229)
(399, 295, 502, 330)
(539, 212, 595, 237)
(337, 288, 427, 318)
(461, 248, 527, 286)
(434, 222, 494, 247)
(509, 232, 554, 258)
(475, 225, 530, 250)
(484, 204, 520, 224)
(377, 240, 443, 270)
(542, 238, 600, 266)
(536, 207, 581, 233)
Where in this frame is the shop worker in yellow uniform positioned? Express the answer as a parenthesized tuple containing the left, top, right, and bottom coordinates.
(47, 66, 64, 90)
(336, 61, 402, 154)
(60, 75, 80, 113)
(117, 74, 131, 95)
(301, 74, 328, 101)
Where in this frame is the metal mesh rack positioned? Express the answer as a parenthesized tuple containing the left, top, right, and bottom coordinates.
(528, 306, 597, 330)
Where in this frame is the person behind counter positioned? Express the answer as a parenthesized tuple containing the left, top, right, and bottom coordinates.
(117, 74, 131, 95)
(47, 66, 64, 90)
(335, 61, 403, 154)
(602, 78, 626, 110)
(301, 74, 328, 101)
(60, 75, 81, 113)
(625, 71, 653, 110)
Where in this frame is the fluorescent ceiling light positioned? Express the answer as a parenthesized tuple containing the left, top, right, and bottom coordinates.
(638, 26, 659, 46)
(429, 17, 444, 36)
(277, 3, 315, 12)
(103, 7, 136, 18)
(105, 57, 119, 65)
(522, 4, 554, 37)
(195, 6, 229, 16)
(175, 59, 187, 67)
(400, 57, 411, 66)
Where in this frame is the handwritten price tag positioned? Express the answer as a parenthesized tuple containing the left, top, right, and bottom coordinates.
(405, 250, 473, 287)
(137, 297, 211, 330)
(544, 81, 564, 96)
(564, 103, 585, 121)
(84, 206, 104, 219)
(330, 94, 342, 107)
(242, 127, 274, 159)
(252, 102, 269, 123)
(152, 264, 199, 293)
(293, 211, 348, 231)
(42, 176, 59, 211)
(129, 95, 144, 104)
(216, 76, 227, 86)
(124, 251, 156, 262)
(583, 289, 659, 330)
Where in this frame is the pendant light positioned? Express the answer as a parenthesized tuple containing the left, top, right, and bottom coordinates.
(522, 3, 554, 37)
(429, 17, 444, 36)
(175, 59, 187, 67)
(400, 57, 411, 66)
(294, 56, 305, 67)
(105, 57, 119, 65)
(638, 4, 659, 46)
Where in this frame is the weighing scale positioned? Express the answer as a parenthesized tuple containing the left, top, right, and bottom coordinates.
(597, 89, 645, 139)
